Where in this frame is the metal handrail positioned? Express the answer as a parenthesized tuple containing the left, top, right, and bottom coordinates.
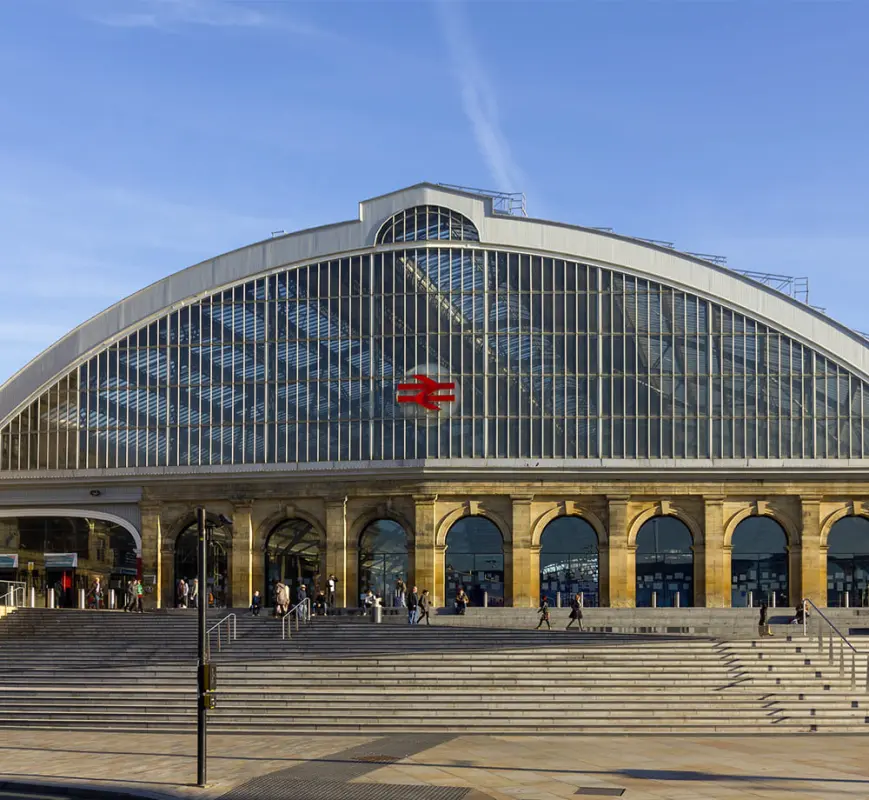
(282, 598, 311, 640)
(803, 598, 867, 691)
(206, 613, 237, 655)
(0, 583, 26, 607)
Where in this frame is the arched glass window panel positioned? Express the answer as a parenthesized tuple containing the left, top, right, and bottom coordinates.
(358, 519, 409, 605)
(730, 517, 788, 608)
(0, 516, 138, 609)
(376, 205, 479, 245)
(264, 519, 321, 607)
(539, 517, 599, 607)
(827, 516, 869, 607)
(175, 524, 229, 608)
(635, 517, 694, 608)
(445, 516, 504, 607)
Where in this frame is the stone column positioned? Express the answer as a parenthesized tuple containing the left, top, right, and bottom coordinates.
(800, 495, 823, 606)
(229, 501, 254, 608)
(702, 496, 728, 607)
(139, 503, 161, 610)
(510, 495, 534, 608)
(606, 495, 633, 607)
(325, 499, 348, 607)
(414, 495, 437, 605)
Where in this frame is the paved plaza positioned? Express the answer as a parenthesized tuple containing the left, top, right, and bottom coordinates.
(0, 730, 867, 799)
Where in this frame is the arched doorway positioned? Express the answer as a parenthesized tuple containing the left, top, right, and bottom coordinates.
(731, 517, 788, 607)
(539, 517, 599, 607)
(358, 519, 410, 606)
(827, 516, 869, 607)
(175, 524, 229, 607)
(264, 519, 321, 607)
(635, 517, 694, 607)
(0, 515, 138, 609)
(445, 516, 504, 607)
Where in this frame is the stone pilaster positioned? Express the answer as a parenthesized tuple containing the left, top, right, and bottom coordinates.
(510, 495, 534, 608)
(800, 495, 823, 605)
(702, 496, 728, 607)
(413, 495, 437, 605)
(229, 501, 254, 608)
(606, 495, 633, 607)
(139, 502, 162, 609)
(325, 499, 348, 607)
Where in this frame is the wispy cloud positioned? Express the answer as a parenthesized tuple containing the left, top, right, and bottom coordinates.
(84, 0, 332, 38)
(433, 0, 524, 193)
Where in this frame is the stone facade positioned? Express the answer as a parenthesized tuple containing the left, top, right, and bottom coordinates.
(126, 477, 869, 610)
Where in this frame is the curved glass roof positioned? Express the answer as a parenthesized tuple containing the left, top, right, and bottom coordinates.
(1, 244, 866, 472)
(376, 205, 479, 244)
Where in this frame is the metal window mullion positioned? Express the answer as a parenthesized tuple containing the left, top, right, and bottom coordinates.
(597, 272, 604, 458)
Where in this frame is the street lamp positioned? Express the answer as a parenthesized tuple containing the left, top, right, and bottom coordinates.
(195, 507, 232, 788)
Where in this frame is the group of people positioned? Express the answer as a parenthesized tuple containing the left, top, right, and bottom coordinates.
(757, 600, 810, 636)
(535, 593, 585, 630)
(360, 583, 432, 624)
(176, 577, 200, 609)
(84, 577, 143, 612)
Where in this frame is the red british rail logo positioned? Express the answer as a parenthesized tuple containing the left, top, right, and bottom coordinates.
(396, 374, 456, 411)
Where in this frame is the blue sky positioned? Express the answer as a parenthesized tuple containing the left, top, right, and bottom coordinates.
(1, 0, 867, 384)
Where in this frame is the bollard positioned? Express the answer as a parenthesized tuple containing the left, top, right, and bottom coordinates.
(109, 589, 117, 610)
(651, 591, 657, 608)
(675, 591, 681, 608)
(579, 593, 584, 609)
(79, 588, 86, 609)
(47, 588, 55, 609)
(30, 587, 35, 608)
(483, 591, 488, 608)
(771, 592, 776, 608)
(845, 592, 850, 608)
(747, 590, 753, 608)
(556, 591, 561, 608)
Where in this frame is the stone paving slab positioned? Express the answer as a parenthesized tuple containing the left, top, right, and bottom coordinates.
(0, 731, 868, 799)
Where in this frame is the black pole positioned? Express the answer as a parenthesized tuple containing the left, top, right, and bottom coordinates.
(196, 506, 208, 787)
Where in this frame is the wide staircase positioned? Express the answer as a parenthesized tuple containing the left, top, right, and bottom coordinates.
(0, 607, 866, 734)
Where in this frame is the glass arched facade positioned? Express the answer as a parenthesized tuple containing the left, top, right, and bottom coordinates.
(445, 516, 504, 607)
(4, 224, 869, 472)
(357, 519, 409, 604)
(827, 516, 869, 607)
(175, 524, 228, 607)
(731, 517, 789, 608)
(264, 519, 320, 605)
(539, 517, 599, 607)
(376, 205, 479, 244)
(635, 517, 694, 607)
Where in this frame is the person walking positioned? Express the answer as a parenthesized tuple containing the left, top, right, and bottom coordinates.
(190, 578, 199, 610)
(274, 580, 288, 617)
(535, 596, 551, 630)
(566, 593, 583, 631)
(250, 590, 262, 617)
(407, 585, 419, 625)
(417, 589, 432, 626)
(327, 574, 337, 610)
(91, 578, 103, 610)
(297, 584, 308, 622)
(758, 602, 773, 637)
(395, 577, 407, 608)
(135, 579, 144, 613)
(125, 579, 137, 612)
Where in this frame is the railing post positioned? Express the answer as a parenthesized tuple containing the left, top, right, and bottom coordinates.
(839, 641, 845, 677)
(829, 632, 834, 665)
(818, 618, 823, 653)
(851, 652, 856, 690)
(802, 599, 807, 637)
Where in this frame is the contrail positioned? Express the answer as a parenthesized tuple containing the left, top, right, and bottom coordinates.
(434, 0, 524, 192)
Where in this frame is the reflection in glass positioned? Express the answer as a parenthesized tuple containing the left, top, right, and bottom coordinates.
(539, 517, 599, 607)
(635, 517, 694, 607)
(264, 519, 320, 606)
(827, 516, 869, 607)
(445, 516, 504, 607)
(730, 517, 789, 608)
(358, 519, 409, 605)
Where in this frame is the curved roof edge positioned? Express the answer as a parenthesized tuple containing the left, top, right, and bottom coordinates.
(2, 182, 867, 426)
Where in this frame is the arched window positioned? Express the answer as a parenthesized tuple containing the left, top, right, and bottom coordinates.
(445, 516, 503, 607)
(358, 519, 409, 605)
(376, 205, 479, 244)
(175, 524, 229, 608)
(635, 517, 694, 607)
(264, 519, 321, 607)
(731, 517, 788, 607)
(539, 517, 599, 607)
(827, 517, 869, 607)
(0, 515, 138, 609)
